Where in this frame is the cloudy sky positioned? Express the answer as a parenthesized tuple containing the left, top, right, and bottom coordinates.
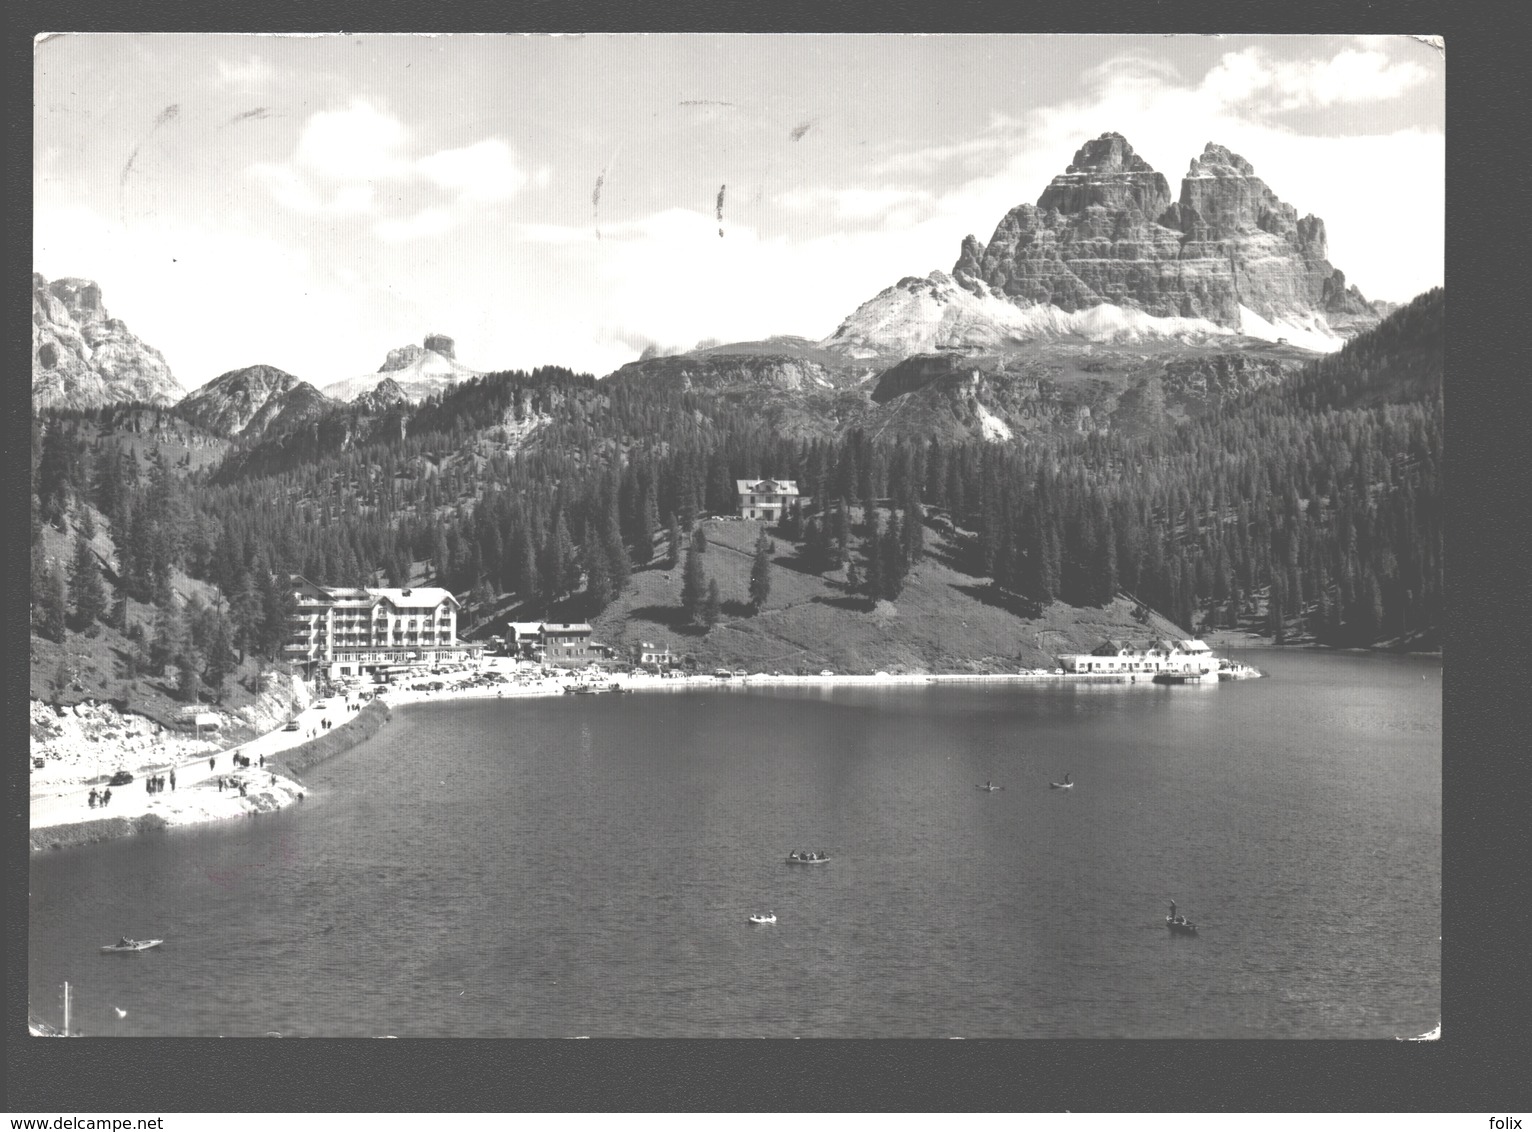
(34, 34, 1444, 390)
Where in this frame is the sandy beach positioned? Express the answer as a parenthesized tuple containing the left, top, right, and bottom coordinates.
(29, 688, 368, 845)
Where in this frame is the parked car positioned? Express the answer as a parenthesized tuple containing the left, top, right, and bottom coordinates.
(108, 770, 134, 786)
(283, 720, 301, 732)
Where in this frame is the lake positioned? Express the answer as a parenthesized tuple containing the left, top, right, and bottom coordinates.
(29, 648, 1440, 1037)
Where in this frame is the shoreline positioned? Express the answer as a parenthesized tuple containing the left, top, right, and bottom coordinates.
(30, 653, 1290, 850)
(29, 697, 390, 851)
(375, 665, 1218, 709)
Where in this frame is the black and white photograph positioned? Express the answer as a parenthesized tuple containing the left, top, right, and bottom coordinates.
(28, 33, 1443, 1043)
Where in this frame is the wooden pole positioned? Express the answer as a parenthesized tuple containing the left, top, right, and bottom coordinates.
(63, 980, 70, 1037)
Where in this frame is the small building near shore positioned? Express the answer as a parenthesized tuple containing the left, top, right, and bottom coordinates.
(633, 641, 673, 667)
(504, 621, 546, 659)
(1057, 638, 1217, 676)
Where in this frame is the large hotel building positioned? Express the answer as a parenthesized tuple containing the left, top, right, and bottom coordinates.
(283, 576, 483, 680)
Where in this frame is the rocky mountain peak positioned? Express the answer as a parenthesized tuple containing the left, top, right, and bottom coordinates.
(379, 333, 457, 372)
(176, 364, 334, 439)
(32, 272, 184, 410)
(45, 276, 108, 322)
(354, 376, 408, 414)
(1187, 142, 1256, 178)
(944, 133, 1373, 342)
(1035, 132, 1172, 218)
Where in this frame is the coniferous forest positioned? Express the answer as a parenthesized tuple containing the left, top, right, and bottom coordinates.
(31, 288, 1443, 687)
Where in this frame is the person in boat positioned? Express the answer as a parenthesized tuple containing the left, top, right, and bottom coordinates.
(1065, 773, 1071, 785)
(118, 936, 132, 947)
(1169, 900, 1177, 923)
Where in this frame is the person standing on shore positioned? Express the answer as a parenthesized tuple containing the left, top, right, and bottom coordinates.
(170, 770, 176, 790)
(88, 788, 98, 808)
(209, 756, 215, 771)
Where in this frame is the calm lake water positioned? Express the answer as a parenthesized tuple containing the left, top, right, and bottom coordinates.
(29, 648, 1440, 1038)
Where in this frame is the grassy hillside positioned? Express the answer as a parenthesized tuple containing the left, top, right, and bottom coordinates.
(587, 515, 1188, 674)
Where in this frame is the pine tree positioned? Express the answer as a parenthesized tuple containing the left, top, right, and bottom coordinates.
(582, 527, 613, 615)
(702, 579, 721, 630)
(69, 532, 108, 629)
(36, 421, 72, 528)
(51, 655, 73, 704)
(517, 534, 540, 604)
(602, 505, 629, 594)
(636, 479, 660, 565)
(681, 541, 706, 624)
(749, 532, 772, 611)
(880, 509, 907, 600)
(903, 502, 925, 563)
(832, 500, 850, 567)
(864, 508, 883, 598)
(177, 650, 203, 703)
(665, 513, 682, 569)
(203, 613, 236, 703)
(39, 562, 68, 643)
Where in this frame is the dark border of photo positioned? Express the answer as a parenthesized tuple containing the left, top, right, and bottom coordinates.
(8, 0, 1524, 1114)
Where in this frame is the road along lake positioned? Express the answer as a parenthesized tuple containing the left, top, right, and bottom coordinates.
(30, 648, 1439, 1037)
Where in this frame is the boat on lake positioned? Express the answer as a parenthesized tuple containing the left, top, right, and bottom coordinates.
(1217, 661, 1262, 680)
(1049, 775, 1074, 789)
(787, 851, 830, 864)
(1166, 916, 1198, 936)
(748, 912, 777, 925)
(101, 938, 162, 953)
(976, 781, 1004, 792)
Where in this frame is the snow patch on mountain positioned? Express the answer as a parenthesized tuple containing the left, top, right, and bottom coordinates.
(1236, 306, 1345, 353)
(321, 345, 483, 402)
(822, 271, 1235, 359)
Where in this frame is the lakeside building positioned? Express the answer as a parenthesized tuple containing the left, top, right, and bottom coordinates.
(632, 641, 673, 667)
(498, 620, 616, 665)
(540, 623, 607, 664)
(1056, 639, 1218, 676)
(504, 621, 546, 660)
(283, 577, 483, 680)
(735, 478, 802, 522)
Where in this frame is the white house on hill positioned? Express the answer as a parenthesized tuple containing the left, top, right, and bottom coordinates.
(735, 478, 801, 522)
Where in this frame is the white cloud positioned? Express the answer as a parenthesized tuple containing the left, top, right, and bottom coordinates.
(248, 164, 376, 215)
(294, 99, 410, 182)
(374, 207, 457, 243)
(775, 187, 933, 222)
(1202, 46, 1433, 111)
(419, 139, 527, 202)
(253, 105, 534, 239)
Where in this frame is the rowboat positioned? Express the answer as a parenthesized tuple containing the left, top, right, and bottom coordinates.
(1049, 780, 1074, 789)
(786, 853, 830, 864)
(101, 938, 162, 953)
(748, 913, 776, 925)
(1166, 916, 1198, 936)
